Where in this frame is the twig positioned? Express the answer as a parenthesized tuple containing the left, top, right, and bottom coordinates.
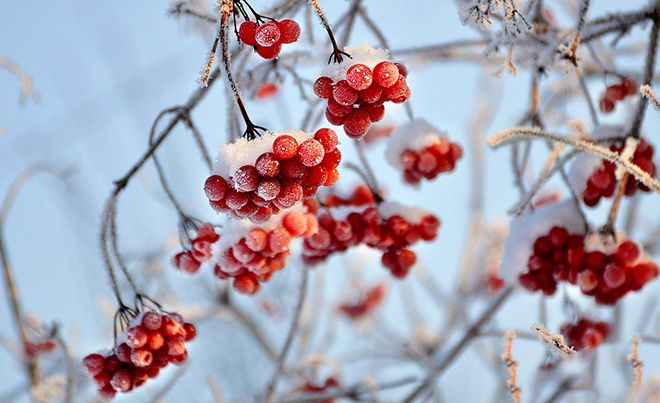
(403, 286, 513, 402)
(501, 330, 521, 403)
(640, 84, 660, 110)
(488, 127, 660, 191)
(629, 13, 660, 139)
(628, 335, 643, 388)
(530, 323, 576, 356)
(264, 268, 309, 402)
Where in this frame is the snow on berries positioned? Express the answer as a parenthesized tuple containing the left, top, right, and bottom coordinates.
(205, 129, 341, 222)
(569, 132, 656, 207)
(598, 77, 637, 113)
(500, 200, 659, 304)
(302, 190, 440, 278)
(314, 45, 411, 139)
(385, 118, 463, 185)
(213, 205, 319, 294)
(83, 310, 196, 399)
(560, 318, 610, 351)
(172, 223, 219, 274)
(238, 19, 301, 60)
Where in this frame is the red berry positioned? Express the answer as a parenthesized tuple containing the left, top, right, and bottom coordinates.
(364, 104, 385, 122)
(255, 21, 281, 47)
(622, 78, 637, 95)
(110, 369, 133, 392)
(273, 135, 299, 159)
(268, 228, 292, 253)
(257, 178, 281, 201)
(257, 43, 282, 59)
(234, 272, 261, 294)
(167, 337, 186, 356)
(394, 62, 408, 77)
(297, 139, 325, 167)
(343, 109, 371, 138)
(283, 211, 307, 236)
(147, 330, 165, 350)
(233, 165, 259, 192)
(359, 84, 383, 104)
(83, 353, 106, 376)
(239, 21, 257, 46)
(281, 158, 306, 179)
(275, 182, 303, 208)
(225, 190, 250, 210)
(278, 19, 300, 43)
(314, 76, 334, 99)
(346, 63, 373, 90)
(599, 97, 615, 113)
(373, 61, 400, 88)
(183, 323, 197, 341)
(131, 349, 153, 368)
(255, 152, 281, 177)
(314, 128, 339, 152)
(126, 326, 148, 349)
(332, 80, 358, 106)
(246, 228, 268, 252)
(204, 175, 228, 201)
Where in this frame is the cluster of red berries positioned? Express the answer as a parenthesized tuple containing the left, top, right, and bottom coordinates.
(338, 283, 386, 319)
(581, 138, 656, 207)
(399, 139, 463, 185)
(204, 129, 341, 223)
(172, 224, 219, 274)
(560, 318, 610, 351)
(598, 78, 637, 113)
(24, 339, 56, 359)
(214, 208, 319, 294)
(299, 377, 340, 403)
(314, 61, 410, 138)
(238, 19, 300, 59)
(83, 311, 196, 399)
(302, 199, 440, 278)
(518, 227, 659, 304)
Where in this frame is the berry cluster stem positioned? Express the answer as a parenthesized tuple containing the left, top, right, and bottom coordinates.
(308, 0, 351, 63)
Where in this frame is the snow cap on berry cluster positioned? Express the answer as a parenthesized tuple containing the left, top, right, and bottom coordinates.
(321, 44, 390, 82)
(500, 200, 586, 284)
(214, 204, 311, 254)
(213, 130, 313, 178)
(567, 125, 624, 194)
(385, 118, 449, 169)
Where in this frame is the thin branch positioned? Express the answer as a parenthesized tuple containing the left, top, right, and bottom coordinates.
(501, 330, 521, 403)
(264, 268, 310, 402)
(629, 13, 659, 139)
(403, 286, 513, 402)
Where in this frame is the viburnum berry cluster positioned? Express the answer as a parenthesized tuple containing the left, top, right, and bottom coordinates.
(314, 45, 411, 139)
(238, 19, 301, 59)
(172, 223, 220, 274)
(598, 77, 637, 113)
(213, 205, 319, 294)
(83, 310, 196, 399)
(502, 201, 659, 305)
(204, 129, 341, 222)
(338, 283, 386, 319)
(302, 192, 440, 278)
(385, 119, 463, 185)
(573, 137, 656, 207)
(560, 318, 610, 351)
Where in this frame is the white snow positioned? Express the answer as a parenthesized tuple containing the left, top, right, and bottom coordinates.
(385, 118, 448, 169)
(320, 44, 390, 83)
(567, 124, 624, 195)
(214, 204, 310, 253)
(499, 200, 587, 284)
(212, 130, 313, 178)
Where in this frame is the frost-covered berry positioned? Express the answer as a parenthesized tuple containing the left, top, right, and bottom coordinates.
(255, 21, 281, 47)
(278, 19, 300, 43)
(238, 21, 257, 46)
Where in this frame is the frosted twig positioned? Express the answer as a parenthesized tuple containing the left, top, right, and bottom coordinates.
(169, 1, 217, 23)
(531, 323, 576, 356)
(501, 330, 521, 403)
(208, 377, 224, 402)
(488, 127, 660, 192)
(629, 14, 659, 138)
(628, 335, 643, 388)
(640, 84, 660, 110)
